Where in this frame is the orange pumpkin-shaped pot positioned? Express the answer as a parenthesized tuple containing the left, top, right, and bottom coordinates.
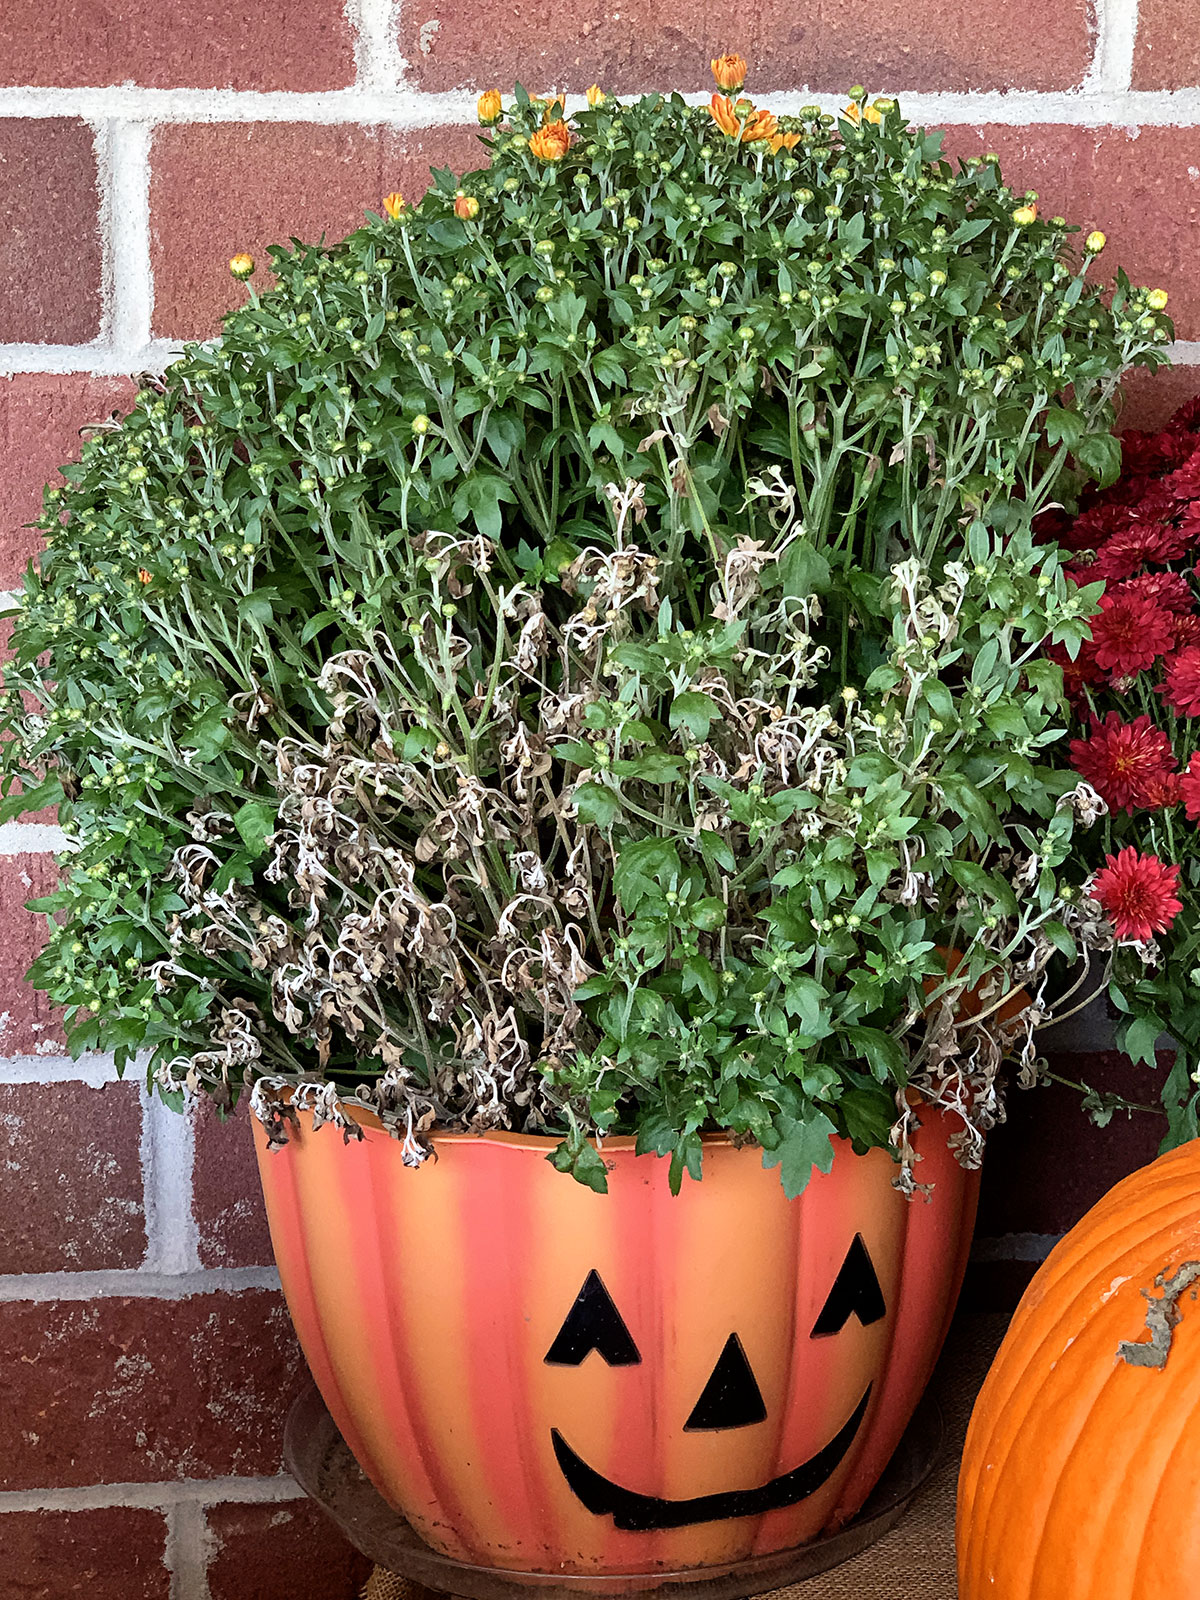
(255, 1109, 978, 1576)
(958, 1138, 1200, 1600)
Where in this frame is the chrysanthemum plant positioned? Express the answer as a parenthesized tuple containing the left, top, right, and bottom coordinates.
(0, 65, 1169, 1193)
(1044, 396, 1200, 1147)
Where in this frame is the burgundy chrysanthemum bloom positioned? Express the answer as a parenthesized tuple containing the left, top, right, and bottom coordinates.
(1173, 613, 1200, 651)
(1160, 645, 1200, 717)
(1180, 753, 1200, 821)
(1092, 523, 1193, 581)
(1120, 428, 1193, 478)
(1091, 847, 1182, 942)
(1163, 446, 1200, 501)
(1087, 591, 1175, 678)
(1117, 571, 1195, 615)
(1055, 502, 1124, 554)
(1069, 713, 1178, 813)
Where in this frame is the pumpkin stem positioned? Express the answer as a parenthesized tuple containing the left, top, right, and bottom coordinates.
(1118, 1260, 1200, 1369)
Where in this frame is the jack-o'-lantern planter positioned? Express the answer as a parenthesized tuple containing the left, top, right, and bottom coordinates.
(255, 1106, 977, 1575)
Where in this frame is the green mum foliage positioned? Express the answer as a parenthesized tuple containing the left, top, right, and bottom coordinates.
(0, 85, 1167, 1192)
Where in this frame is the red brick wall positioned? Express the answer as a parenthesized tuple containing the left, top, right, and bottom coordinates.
(0, 1, 1197, 1593)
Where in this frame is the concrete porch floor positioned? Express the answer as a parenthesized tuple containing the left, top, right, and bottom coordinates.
(364, 1315, 1008, 1600)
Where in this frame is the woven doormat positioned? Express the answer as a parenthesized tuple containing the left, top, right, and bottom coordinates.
(363, 1314, 1006, 1600)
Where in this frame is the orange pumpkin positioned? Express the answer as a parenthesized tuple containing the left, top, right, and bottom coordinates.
(958, 1138, 1200, 1599)
(255, 1110, 978, 1575)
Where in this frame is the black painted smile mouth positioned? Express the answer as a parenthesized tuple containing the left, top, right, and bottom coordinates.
(550, 1384, 872, 1532)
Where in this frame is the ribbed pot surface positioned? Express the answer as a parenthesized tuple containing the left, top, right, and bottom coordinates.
(255, 1109, 977, 1576)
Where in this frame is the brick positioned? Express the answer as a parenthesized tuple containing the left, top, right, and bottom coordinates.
(0, 0, 353, 92)
(401, 0, 1091, 94)
(941, 124, 1200, 340)
(0, 1507, 169, 1599)
(149, 123, 483, 341)
(0, 121, 102, 345)
(205, 1501, 372, 1600)
(976, 1051, 1166, 1240)
(0, 1289, 305, 1488)
(0, 855, 66, 1059)
(1117, 363, 1200, 434)
(0, 375, 135, 589)
(1133, 0, 1200, 89)
(0, 1080, 145, 1273)
(193, 1100, 274, 1270)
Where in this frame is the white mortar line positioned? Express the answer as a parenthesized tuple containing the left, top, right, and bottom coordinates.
(0, 84, 471, 124)
(970, 1231, 1065, 1262)
(1085, 0, 1140, 95)
(0, 1053, 119, 1086)
(140, 1083, 203, 1274)
(0, 822, 69, 853)
(97, 119, 155, 353)
(166, 1500, 214, 1600)
(349, 0, 402, 91)
(0, 1264, 280, 1300)
(3, 83, 1200, 126)
(0, 341, 179, 376)
(0, 1475, 304, 1514)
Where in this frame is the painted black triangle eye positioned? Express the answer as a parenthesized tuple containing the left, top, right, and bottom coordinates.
(545, 1270, 641, 1366)
(684, 1334, 767, 1431)
(810, 1234, 887, 1338)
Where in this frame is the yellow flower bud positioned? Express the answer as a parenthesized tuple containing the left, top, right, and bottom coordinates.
(228, 252, 255, 280)
(382, 192, 406, 220)
(1148, 288, 1169, 311)
(1084, 230, 1107, 254)
(1011, 203, 1038, 227)
(454, 194, 480, 220)
(477, 88, 503, 123)
(586, 83, 606, 107)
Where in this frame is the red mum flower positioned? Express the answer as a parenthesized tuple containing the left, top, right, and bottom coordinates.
(1087, 591, 1175, 678)
(1180, 752, 1200, 821)
(1069, 713, 1178, 813)
(1091, 847, 1182, 942)
(1120, 428, 1193, 477)
(1163, 445, 1200, 500)
(1117, 571, 1195, 614)
(1056, 502, 1123, 554)
(1173, 613, 1200, 651)
(1091, 523, 1194, 581)
(1160, 645, 1200, 717)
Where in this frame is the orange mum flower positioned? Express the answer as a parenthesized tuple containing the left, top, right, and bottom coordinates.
(454, 194, 480, 219)
(767, 130, 802, 154)
(843, 101, 882, 125)
(741, 107, 779, 143)
(529, 120, 571, 161)
(709, 94, 779, 144)
(137, 568, 153, 585)
(711, 53, 747, 92)
(708, 93, 741, 139)
(586, 83, 606, 107)
(382, 192, 406, 220)
(477, 88, 503, 123)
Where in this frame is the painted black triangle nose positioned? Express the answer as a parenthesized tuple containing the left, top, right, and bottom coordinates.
(684, 1334, 767, 1431)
